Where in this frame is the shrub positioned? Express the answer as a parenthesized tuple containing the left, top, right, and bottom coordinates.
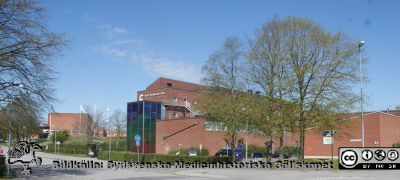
(274, 146, 300, 156)
(393, 143, 400, 147)
(43, 143, 88, 155)
(167, 146, 209, 156)
(98, 151, 232, 163)
(247, 145, 268, 157)
(49, 130, 70, 143)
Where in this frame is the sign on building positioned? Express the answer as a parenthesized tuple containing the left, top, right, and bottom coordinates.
(323, 137, 333, 144)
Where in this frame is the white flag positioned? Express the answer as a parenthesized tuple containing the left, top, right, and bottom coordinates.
(80, 105, 86, 113)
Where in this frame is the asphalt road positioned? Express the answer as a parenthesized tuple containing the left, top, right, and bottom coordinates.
(2, 147, 400, 180)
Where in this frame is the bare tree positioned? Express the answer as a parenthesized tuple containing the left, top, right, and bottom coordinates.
(110, 109, 125, 139)
(0, 0, 66, 110)
(80, 105, 105, 143)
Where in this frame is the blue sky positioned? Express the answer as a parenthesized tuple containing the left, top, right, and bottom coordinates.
(40, 0, 400, 118)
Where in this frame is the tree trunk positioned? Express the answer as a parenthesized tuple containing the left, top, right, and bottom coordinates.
(279, 130, 284, 160)
(299, 117, 306, 160)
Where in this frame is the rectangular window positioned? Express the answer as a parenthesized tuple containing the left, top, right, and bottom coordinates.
(183, 98, 188, 105)
(205, 121, 211, 130)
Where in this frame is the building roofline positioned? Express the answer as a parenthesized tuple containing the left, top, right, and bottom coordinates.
(306, 111, 400, 131)
(48, 113, 81, 115)
(145, 77, 204, 90)
(346, 111, 400, 119)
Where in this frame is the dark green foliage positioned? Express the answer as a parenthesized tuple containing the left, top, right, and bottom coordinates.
(392, 143, 400, 147)
(247, 145, 268, 157)
(49, 130, 70, 143)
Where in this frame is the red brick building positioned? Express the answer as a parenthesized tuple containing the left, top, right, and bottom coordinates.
(137, 77, 204, 119)
(47, 113, 115, 138)
(135, 77, 294, 155)
(48, 113, 87, 137)
(304, 111, 400, 158)
(135, 77, 400, 158)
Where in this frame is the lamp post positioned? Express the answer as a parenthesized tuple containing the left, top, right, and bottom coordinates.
(178, 144, 182, 154)
(359, 41, 365, 147)
(242, 107, 248, 163)
(107, 107, 111, 161)
(23, 126, 26, 141)
(53, 125, 57, 154)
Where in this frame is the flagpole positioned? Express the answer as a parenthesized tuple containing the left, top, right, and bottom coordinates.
(79, 105, 82, 136)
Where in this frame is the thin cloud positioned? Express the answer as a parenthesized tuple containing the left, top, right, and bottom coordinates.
(95, 46, 128, 57)
(102, 25, 128, 36)
(133, 54, 201, 83)
(112, 39, 147, 46)
(91, 20, 201, 83)
(95, 45, 201, 83)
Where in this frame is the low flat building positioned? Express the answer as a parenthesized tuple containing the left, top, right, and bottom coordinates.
(305, 111, 400, 159)
(128, 77, 400, 158)
(127, 77, 296, 155)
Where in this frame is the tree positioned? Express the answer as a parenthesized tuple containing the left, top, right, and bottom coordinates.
(49, 130, 70, 143)
(0, 96, 41, 142)
(199, 37, 249, 149)
(247, 17, 300, 159)
(79, 105, 105, 144)
(248, 17, 360, 159)
(0, 0, 66, 110)
(110, 109, 126, 139)
(204, 17, 362, 160)
(283, 17, 360, 159)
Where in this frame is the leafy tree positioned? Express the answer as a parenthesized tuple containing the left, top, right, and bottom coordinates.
(50, 130, 70, 143)
(199, 37, 249, 150)
(203, 17, 362, 160)
(247, 17, 360, 159)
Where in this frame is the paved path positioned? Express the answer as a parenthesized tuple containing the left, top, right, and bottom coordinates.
(2, 147, 400, 180)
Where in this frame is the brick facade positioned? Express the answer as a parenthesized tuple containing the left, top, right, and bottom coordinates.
(304, 112, 400, 158)
(48, 113, 85, 137)
(138, 77, 400, 158)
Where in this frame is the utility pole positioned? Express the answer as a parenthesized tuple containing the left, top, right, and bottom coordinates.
(107, 107, 111, 161)
(359, 41, 365, 147)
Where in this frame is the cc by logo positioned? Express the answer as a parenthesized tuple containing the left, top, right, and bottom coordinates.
(341, 150, 358, 167)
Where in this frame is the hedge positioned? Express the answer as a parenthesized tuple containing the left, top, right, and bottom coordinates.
(0, 155, 5, 177)
(98, 151, 232, 163)
(43, 143, 88, 155)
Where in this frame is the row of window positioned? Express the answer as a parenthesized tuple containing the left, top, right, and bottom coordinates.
(204, 121, 262, 134)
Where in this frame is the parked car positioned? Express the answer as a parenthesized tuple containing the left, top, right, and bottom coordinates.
(215, 149, 233, 157)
